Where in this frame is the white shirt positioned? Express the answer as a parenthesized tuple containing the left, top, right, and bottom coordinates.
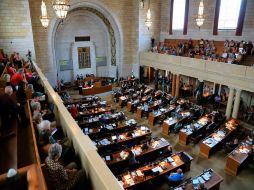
(37, 120, 51, 132)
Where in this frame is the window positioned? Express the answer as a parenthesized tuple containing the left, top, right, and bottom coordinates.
(172, 0, 186, 30)
(218, 0, 242, 30)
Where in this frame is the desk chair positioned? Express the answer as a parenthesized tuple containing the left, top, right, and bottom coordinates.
(158, 114, 166, 124)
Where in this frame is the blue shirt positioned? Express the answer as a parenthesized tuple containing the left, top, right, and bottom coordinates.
(144, 104, 149, 112)
(168, 173, 184, 182)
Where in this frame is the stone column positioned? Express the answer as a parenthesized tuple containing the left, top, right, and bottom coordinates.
(213, 83, 216, 94)
(232, 89, 242, 119)
(226, 87, 235, 119)
(154, 69, 159, 90)
(171, 74, 176, 96)
(218, 84, 222, 95)
(175, 74, 180, 97)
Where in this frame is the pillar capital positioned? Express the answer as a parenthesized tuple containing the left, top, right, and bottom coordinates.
(235, 88, 242, 93)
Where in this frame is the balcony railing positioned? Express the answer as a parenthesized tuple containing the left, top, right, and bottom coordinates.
(140, 52, 254, 93)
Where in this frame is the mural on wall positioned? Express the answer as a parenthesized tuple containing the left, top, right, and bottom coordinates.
(78, 47, 91, 68)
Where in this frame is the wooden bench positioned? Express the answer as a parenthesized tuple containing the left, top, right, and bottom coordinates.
(0, 118, 18, 175)
(0, 164, 47, 190)
(26, 100, 47, 189)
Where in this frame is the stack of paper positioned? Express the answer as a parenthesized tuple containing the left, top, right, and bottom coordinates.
(152, 166, 163, 173)
(136, 170, 143, 177)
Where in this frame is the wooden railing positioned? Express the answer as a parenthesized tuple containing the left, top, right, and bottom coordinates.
(32, 62, 123, 190)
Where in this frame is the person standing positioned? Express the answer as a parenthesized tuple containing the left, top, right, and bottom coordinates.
(0, 86, 18, 136)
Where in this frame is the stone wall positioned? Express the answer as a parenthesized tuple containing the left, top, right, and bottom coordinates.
(160, 0, 254, 41)
(55, 11, 109, 82)
(28, 0, 141, 83)
(139, 0, 161, 52)
(0, 0, 35, 58)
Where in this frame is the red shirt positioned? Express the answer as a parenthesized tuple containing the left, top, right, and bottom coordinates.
(0, 52, 4, 61)
(70, 107, 79, 118)
(11, 73, 23, 86)
(8, 67, 16, 76)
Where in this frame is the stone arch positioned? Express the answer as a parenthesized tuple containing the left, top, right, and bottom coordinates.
(47, 0, 123, 85)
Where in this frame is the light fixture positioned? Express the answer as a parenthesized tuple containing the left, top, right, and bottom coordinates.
(40, 0, 50, 28)
(145, 0, 152, 29)
(140, 0, 145, 9)
(196, 0, 205, 29)
(52, 0, 70, 19)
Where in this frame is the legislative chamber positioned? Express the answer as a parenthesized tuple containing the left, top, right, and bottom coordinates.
(0, 0, 254, 190)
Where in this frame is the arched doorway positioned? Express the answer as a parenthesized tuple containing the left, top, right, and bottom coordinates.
(47, 1, 123, 85)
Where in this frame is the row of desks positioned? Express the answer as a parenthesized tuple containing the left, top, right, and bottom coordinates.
(162, 111, 191, 135)
(199, 119, 239, 159)
(175, 168, 223, 190)
(225, 137, 253, 176)
(119, 153, 193, 189)
(178, 115, 212, 145)
(103, 138, 170, 166)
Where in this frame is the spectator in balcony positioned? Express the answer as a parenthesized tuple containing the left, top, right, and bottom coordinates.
(0, 49, 7, 65)
(246, 41, 253, 55)
(45, 143, 86, 190)
(186, 39, 192, 50)
(0, 86, 19, 136)
(7, 63, 16, 77)
(221, 49, 228, 60)
(229, 40, 235, 48)
(10, 68, 26, 87)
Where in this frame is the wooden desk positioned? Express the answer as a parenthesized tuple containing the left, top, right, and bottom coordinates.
(162, 111, 191, 135)
(175, 169, 223, 190)
(225, 138, 252, 176)
(119, 96, 128, 107)
(136, 107, 143, 119)
(148, 106, 175, 126)
(120, 154, 187, 189)
(78, 112, 125, 127)
(78, 107, 109, 117)
(86, 122, 137, 139)
(178, 116, 211, 145)
(104, 138, 169, 166)
(82, 84, 112, 96)
(127, 102, 132, 112)
(63, 96, 100, 106)
(95, 126, 152, 152)
(199, 119, 238, 159)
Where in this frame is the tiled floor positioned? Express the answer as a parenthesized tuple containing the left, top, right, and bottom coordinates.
(69, 90, 254, 190)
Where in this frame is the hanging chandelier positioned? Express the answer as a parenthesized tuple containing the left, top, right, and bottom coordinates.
(145, 0, 152, 29)
(40, 0, 50, 28)
(196, 0, 205, 29)
(52, 0, 70, 19)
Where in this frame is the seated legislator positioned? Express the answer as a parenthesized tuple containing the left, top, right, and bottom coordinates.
(128, 148, 139, 167)
(223, 138, 239, 153)
(83, 81, 90, 88)
(198, 183, 207, 190)
(45, 143, 86, 190)
(69, 104, 79, 119)
(10, 69, 26, 87)
(167, 168, 184, 184)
